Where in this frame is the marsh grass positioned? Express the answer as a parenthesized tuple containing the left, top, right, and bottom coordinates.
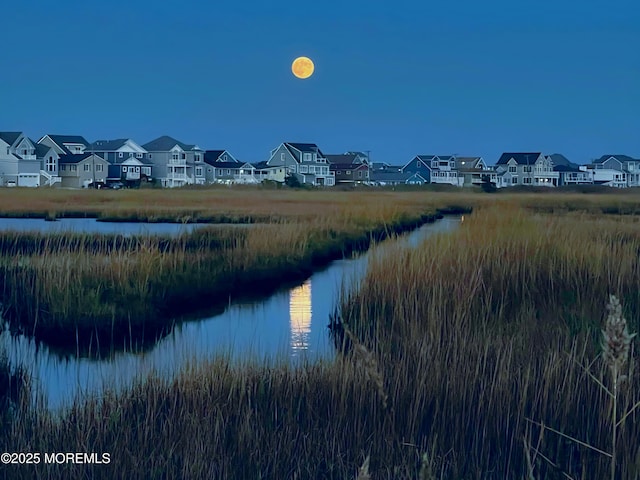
(0, 203, 441, 351)
(1, 194, 640, 479)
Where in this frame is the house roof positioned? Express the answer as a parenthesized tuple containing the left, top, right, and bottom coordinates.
(89, 139, 129, 151)
(283, 142, 326, 159)
(58, 153, 104, 164)
(143, 135, 200, 152)
(548, 153, 574, 167)
(33, 142, 54, 158)
(46, 134, 89, 147)
(455, 156, 483, 169)
(594, 154, 637, 164)
(252, 161, 275, 170)
(370, 162, 398, 171)
(0, 132, 22, 146)
(204, 150, 237, 165)
(496, 152, 542, 165)
(326, 154, 359, 164)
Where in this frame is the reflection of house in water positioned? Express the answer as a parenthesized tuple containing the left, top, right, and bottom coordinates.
(289, 280, 312, 352)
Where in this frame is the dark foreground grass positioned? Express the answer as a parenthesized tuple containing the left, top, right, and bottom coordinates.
(1, 204, 639, 479)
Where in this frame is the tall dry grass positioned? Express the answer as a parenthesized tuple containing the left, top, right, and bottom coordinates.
(1, 199, 640, 479)
(0, 202, 441, 351)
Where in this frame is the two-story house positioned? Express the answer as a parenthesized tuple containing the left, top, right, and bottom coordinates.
(266, 142, 335, 186)
(495, 152, 559, 187)
(326, 153, 370, 184)
(455, 156, 497, 187)
(203, 150, 256, 183)
(0, 132, 41, 187)
(549, 154, 593, 186)
(591, 155, 639, 188)
(58, 153, 109, 188)
(37, 134, 91, 186)
(88, 138, 152, 187)
(401, 155, 459, 185)
(143, 136, 204, 187)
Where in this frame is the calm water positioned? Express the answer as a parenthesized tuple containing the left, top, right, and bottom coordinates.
(1, 217, 461, 411)
(0, 217, 231, 236)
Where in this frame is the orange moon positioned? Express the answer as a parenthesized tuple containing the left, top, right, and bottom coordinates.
(292, 56, 314, 79)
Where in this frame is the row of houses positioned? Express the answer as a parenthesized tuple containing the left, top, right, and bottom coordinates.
(0, 131, 638, 188)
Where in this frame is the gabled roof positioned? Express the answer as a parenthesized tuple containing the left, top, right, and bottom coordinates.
(594, 154, 637, 164)
(204, 150, 237, 165)
(496, 152, 542, 165)
(283, 142, 326, 159)
(455, 156, 484, 170)
(326, 154, 359, 164)
(46, 134, 89, 148)
(548, 153, 574, 167)
(58, 153, 105, 164)
(33, 142, 55, 158)
(89, 139, 129, 151)
(0, 132, 22, 146)
(143, 135, 201, 152)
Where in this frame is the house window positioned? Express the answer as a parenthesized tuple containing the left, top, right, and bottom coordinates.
(142, 167, 151, 175)
(60, 165, 66, 171)
(524, 177, 532, 184)
(300, 165, 308, 173)
(136, 153, 142, 158)
(123, 166, 128, 172)
(226, 169, 230, 175)
(347, 170, 351, 175)
(358, 171, 363, 178)
(96, 165, 103, 172)
(46, 156, 55, 172)
(304, 153, 311, 161)
(172, 153, 179, 160)
(70, 165, 77, 172)
(84, 164, 91, 171)
(148, 154, 152, 159)
(523, 166, 532, 172)
(195, 154, 201, 162)
(181, 153, 186, 159)
(119, 152, 123, 158)
(508, 166, 517, 173)
(337, 170, 341, 175)
(280, 153, 285, 161)
(208, 168, 212, 172)
(511, 177, 517, 184)
(223, 154, 228, 161)
(196, 167, 203, 176)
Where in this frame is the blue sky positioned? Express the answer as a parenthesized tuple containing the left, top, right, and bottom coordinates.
(1, 0, 638, 164)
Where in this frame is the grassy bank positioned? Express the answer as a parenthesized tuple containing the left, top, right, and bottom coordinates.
(0, 187, 639, 221)
(1, 203, 639, 479)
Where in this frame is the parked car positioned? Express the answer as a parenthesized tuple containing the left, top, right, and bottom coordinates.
(106, 182, 124, 190)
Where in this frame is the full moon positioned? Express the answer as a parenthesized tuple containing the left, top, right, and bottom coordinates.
(292, 56, 314, 79)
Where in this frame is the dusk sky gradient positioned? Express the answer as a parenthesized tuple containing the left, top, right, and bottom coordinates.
(2, 0, 638, 164)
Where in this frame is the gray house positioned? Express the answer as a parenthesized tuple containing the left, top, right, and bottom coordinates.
(58, 153, 109, 188)
(495, 152, 559, 187)
(0, 132, 41, 187)
(592, 155, 639, 187)
(204, 150, 238, 183)
(266, 142, 335, 186)
(143, 136, 205, 187)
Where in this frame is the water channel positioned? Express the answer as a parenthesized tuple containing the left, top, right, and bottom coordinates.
(0, 216, 461, 411)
